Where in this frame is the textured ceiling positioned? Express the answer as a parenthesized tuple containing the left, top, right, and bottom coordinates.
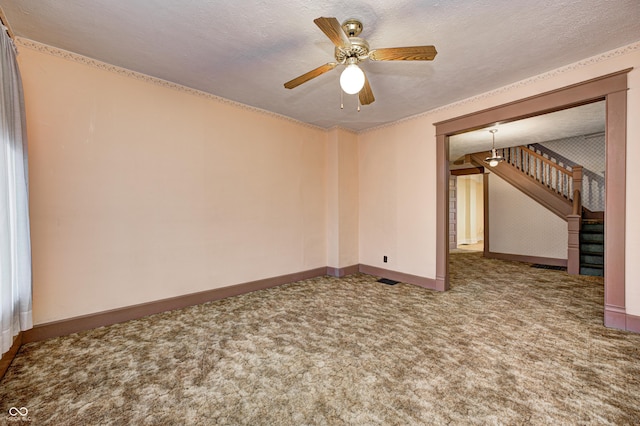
(1, 0, 639, 131)
(449, 101, 606, 161)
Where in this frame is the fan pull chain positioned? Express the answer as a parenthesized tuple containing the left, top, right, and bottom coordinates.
(357, 95, 361, 112)
(340, 89, 344, 109)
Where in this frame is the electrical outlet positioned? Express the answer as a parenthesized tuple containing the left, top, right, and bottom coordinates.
(383, 256, 388, 263)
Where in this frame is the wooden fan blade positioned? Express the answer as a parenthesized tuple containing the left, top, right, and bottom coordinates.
(359, 72, 375, 106)
(369, 46, 437, 61)
(313, 17, 352, 49)
(284, 63, 337, 89)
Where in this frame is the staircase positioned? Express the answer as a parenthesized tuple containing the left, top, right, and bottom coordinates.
(468, 146, 578, 220)
(580, 220, 604, 276)
(468, 144, 605, 277)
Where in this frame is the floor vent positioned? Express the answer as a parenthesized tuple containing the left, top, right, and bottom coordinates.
(378, 278, 400, 285)
(531, 264, 567, 271)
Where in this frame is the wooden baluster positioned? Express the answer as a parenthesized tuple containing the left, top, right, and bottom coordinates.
(560, 169, 564, 197)
(518, 147, 522, 171)
(519, 147, 523, 171)
(569, 171, 573, 199)
(560, 169, 564, 196)
(532, 152, 535, 178)
(540, 158, 544, 185)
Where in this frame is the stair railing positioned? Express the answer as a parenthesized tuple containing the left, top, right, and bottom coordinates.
(528, 143, 605, 211)
(497, 145, 582, 202)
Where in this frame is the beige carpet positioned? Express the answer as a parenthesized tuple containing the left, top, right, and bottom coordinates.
(453, 240, 484, 252)
(1, 252, 639, 425)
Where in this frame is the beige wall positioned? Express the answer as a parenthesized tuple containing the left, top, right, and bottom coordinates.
(359, 45, 640, 315)
(326, 128, 359, 269)
(18, 39, 640, 324)
(358, 119, 436, 277)
(488, 173, 567, 259)
(19, 46, 328, 324)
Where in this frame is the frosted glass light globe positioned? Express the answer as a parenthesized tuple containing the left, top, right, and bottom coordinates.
(340, 64, 365, 94)
(489, 158, 500, 167)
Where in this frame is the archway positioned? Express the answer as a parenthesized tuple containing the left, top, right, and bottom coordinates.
(434, 70, 629, 330)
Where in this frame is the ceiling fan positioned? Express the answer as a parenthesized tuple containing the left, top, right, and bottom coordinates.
(284, 17, 437, 106)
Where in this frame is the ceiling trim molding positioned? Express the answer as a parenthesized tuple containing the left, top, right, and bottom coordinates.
(14, 37, 326, 133)
(328, 125, 359, 135)
(360, 40, 640, 134)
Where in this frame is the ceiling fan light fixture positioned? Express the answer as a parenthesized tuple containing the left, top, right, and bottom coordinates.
(484, 129, 504, 167)
(340, 62, 365, 94)
(487, 148, 502, 167)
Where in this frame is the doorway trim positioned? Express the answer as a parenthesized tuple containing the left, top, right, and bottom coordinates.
(434, 69, 631, 330)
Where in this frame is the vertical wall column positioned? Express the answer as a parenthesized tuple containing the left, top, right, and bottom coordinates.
(435, 134, 449, 291)
(326, 128, 360, 276)
(604, 88, 627, 329)
(449, 175, 457, 250)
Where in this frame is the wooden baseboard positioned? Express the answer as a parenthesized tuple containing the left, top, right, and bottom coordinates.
(23, 267, 328, 344)
(605, 305, 628, 330)
(1, 332, 22, 381)
(485, 251, 568, 267)
(358, 264, 438, 290)
(13, 263, 638, 362)
(625, 313, 640, 333)
(326, 265, 360, 277)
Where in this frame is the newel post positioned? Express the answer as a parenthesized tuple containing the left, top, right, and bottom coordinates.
(567, 214, 581, 275)
(572, 165, 583, 198)
(567, 188, 582, 275)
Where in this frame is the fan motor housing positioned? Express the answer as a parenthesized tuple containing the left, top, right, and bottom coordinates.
(335, 37, 370, 63)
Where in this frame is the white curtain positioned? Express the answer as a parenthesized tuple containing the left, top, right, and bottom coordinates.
(0, 25, 32, 356)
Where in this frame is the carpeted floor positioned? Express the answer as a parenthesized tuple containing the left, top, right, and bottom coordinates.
(1, 253, 639, 425)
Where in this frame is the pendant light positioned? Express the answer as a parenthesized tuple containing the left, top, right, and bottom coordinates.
(484, 129, 504, 167)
